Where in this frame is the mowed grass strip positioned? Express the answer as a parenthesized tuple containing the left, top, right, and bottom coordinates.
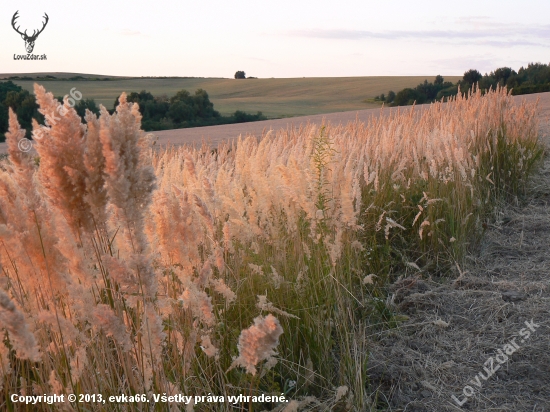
(8, 75, 461, 118)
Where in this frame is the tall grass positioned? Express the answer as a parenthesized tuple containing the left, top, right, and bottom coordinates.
(0, 85, 542, 411)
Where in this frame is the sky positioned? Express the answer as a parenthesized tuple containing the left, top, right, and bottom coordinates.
(1, 0, 549, 78)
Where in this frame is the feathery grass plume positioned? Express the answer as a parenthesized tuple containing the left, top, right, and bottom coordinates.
(5, 109, 35, 195)
(150, 189, 186, 265)
(0, 289, 40, 361)
(53, 216, 97, 288)
(213, 245, 225, 273)
(230, 314, 283, 375)
(335, 385, 348, 402)
(0, 186, 68, 302)
(209, 278, 236, 303)
(270, 265, 284, 289)
(91, 304, 132, 351)
(282, 397, 319, 412)
(33, 84, 95, 235)
(83, 110, 108, 228)
(248, 263, 264, 276)
(99, 94, 157, 299)
(48, 370, 64, 397)
(180, 283, 216, 326)
(69, 346, 88, 381)
(193, 193, 215, 235)
(257, 295, 298, 319)
(99, 93, 156, 254)
(37, 310, 81, 347)
(197, 260, 212, 287)
(200, 335, 219, 359)
(2, 110, 70, 297)
(222, 221, 234, 253)
(101, 255, 141, 306)
(128, 253, 158, 301)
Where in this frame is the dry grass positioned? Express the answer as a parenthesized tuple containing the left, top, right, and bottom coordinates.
(0, 84, 542, 411)
(8, 75, 462, 118)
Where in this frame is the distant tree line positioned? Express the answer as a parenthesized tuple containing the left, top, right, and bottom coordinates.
(377, 62, 550, 107)
(0, 83, 266, 141)
(114, 89, 266, 131)
(375, 74, 457, 106)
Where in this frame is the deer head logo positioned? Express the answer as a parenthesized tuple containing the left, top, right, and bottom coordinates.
(11, 11, 49, 54)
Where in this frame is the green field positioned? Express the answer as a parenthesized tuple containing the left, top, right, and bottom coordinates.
(2, 73, 462, 118)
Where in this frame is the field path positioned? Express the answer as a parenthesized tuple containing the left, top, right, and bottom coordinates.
(367, 93, 550, 411)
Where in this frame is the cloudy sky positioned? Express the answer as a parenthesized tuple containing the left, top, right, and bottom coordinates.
(1, 0, 549, 78)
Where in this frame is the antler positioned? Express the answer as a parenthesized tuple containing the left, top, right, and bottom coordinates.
(11, 11, 27, 37)
(29, 13, 49, 40)
(37, 13, 49, 36)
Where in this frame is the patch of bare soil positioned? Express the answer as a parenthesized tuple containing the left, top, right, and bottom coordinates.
(367, 98, 550, 411)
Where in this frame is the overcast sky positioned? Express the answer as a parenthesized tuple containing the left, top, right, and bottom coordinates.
(1, 0, 549, 78)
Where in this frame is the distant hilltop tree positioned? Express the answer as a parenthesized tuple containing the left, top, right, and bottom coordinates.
(234, 71, 246, 79)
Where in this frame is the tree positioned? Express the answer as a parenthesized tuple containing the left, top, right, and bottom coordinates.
(436, 85, 459, 101)
(387, 91, 396, 103)
(493, 67, 515, 85)
(232, 110, 265, 123)
(234, 71, 246, 79)
(192, 89, 219, 118)
(168, 101, 193, 123)
(463, 69, 482, 85)
(414, 80, 435, 101)
(393, 88, 421, 106)
(479, 74, 497, 92)
(434, 75, 444, 86)
(75, 99, 100, 119)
